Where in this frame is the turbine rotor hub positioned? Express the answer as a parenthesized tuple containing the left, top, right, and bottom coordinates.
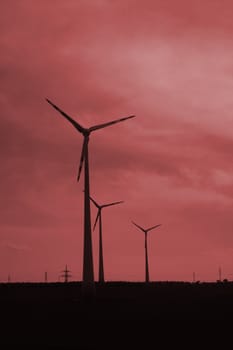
(83, 129, 90, 137)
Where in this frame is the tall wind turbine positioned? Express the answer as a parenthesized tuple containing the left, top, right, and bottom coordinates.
(46, 98, 135, 296)
(89, 195, 123, 283)
(132, 221, 161, 283)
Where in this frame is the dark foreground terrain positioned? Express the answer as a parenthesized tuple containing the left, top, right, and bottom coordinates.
(1, 281, 233, 348)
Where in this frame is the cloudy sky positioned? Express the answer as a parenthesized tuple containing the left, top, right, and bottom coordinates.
(1, 0, 233, 282)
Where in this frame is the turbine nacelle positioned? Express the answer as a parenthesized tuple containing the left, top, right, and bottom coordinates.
(83, 129, 91, 137)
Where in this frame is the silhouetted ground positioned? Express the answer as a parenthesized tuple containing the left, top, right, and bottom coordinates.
(1, 281, 232, 348)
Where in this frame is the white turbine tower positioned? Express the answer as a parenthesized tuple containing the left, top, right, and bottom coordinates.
(46, 98, 135, 296)
(132, 221, 161, 283)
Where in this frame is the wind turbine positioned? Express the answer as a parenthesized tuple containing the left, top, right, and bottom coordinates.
(89, 195, 123, 283)
(46, 98, 135, 296)
(132, 221, 161, 283)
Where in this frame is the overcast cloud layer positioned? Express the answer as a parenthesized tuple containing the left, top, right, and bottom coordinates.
(1, 0, 233, 282)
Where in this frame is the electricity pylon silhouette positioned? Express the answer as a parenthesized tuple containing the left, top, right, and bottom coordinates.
(89, 195, 123, 283)
(46, 98, 135, 296)
(132, 221, 161, 283)
(60, 265, 72, 283)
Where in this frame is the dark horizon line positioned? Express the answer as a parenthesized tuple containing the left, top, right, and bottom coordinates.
(0, 279, 230, 285)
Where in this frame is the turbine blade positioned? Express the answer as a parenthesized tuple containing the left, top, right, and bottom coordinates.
(93, 211, 100, 231)
(89, 115, 135, 132)
(77, 138, 87, 181)
(147, 224, 161, 232)
(103, 201, 124, 208)
(89, 195, 100, 208)
(132, 221, 145, 232)
(46, 98, 84, 133)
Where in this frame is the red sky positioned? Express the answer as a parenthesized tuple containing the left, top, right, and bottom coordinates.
(1, 0, 233, 283)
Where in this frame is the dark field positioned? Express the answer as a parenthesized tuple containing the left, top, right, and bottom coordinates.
(1, 281, 233, 347)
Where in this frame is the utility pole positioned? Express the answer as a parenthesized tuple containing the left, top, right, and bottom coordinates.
(218, 266, 222, 282)
(193, 272, 196, 283)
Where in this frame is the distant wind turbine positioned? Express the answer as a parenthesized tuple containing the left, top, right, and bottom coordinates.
(46, 98, 135, 296)
(89, 195, 123, 283)
(132, 221, 161, 283)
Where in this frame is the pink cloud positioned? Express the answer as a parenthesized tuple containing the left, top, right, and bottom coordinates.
(1, 0, 233, 282)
